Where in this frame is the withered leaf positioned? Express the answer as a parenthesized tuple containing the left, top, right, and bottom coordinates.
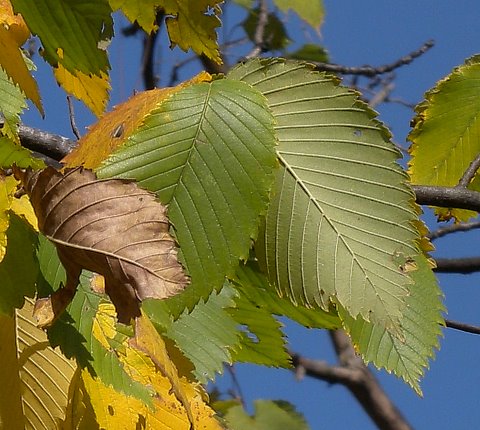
(16, 166, 189, 325)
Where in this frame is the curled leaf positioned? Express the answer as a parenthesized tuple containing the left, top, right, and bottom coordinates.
(16, 166, 189, 325)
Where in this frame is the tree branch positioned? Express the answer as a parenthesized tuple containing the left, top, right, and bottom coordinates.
(292, 330, 412, 430)
(313, 40, 434, 76)
(445, 319, 480, 335)
(412, 185, 480, 212)
(434, 257, 480, 273)
(428, 221, 480, 240)
(17, 124, 77, 161)
(245, 0, 269, 59)
(457, 152, 480, 187)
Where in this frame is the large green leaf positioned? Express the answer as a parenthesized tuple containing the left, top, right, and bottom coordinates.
(97, 78, 278, 308)
(37, 237, 152, 405)
(228, 59, 421, 329)
(0, 213, 38, 315)
(234, 262, 340, 330)
(143, 284, 241, 384)
(12, 0, 112, 75)
(339, 254, 444, 394)
(408, 55, 480, 221)
(0, 66, 27, 142)
(0, 136, 45, 168)
(0, 297, 76, 429)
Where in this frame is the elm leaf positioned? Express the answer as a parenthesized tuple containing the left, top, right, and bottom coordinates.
(15, 166, 189, 325)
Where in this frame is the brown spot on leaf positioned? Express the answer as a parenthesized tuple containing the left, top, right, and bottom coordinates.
(16, 166, 189, 326)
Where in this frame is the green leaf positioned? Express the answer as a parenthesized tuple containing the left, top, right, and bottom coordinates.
(0, 66, 27, 142)
(108, 0, 158, 33)
(339, 254, 444, 394)
(162, 0, 223, 64)
(36, 237, 152, 405)
(12, 0, 112, 76)
(286, 44, 329, 63)
(224, 400, 310, 430)
(230, 285, 290, 367)
(97, 78, 278, 309)
(273, 0, 325, 31)
(228, 59, 421, 329)
(408, 55, 480, 221)
(143, 284, 241, 384)
(0, 136, 45, 168)
(0, 213, 38, 315)
(234, 262, 341, 330)
(243, 8, 290, 51)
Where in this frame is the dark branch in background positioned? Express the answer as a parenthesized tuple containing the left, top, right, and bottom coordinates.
(245, 0, 269, 59)
(428, 221, 480, 240)
(292, 330, 412, 430)
(314, 40, 434, 76)
(445, 319, 480, 335)
(434, 257, 480, 274)
(141, 13, 163, 90)
(413, 185, 480, 212)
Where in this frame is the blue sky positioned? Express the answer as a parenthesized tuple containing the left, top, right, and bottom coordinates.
(22, 1, 480, 429)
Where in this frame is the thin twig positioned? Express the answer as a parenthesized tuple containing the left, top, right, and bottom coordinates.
(66, 96, 81, 140)
(314, 40, 434, 76)
(245, 0, 269, 59)
(225, 364, 246, 408)
(457, 152, 480, 187)
(445, 319, 480, 335)
(434, 257, 480, 273)
(428, 221, 480, 240)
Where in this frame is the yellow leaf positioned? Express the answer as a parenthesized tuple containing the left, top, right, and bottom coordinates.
(92, 303, 118, 351)
(0, 25, 42, 114)
(10, 192, 38, 230)
(62, 368, 99, 430)
(82, 308, 223, 429)
(62, 71, 211, 169)
(163, 0, 223, 64)
(0, 297, 77, 428)
(54, 64, 110, 117)
(108, 0, 159, 34)
(0, 175, 14, 261)
(0, 0, 29, 45)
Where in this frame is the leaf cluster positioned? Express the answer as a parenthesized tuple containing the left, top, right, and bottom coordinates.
(3, 1, 479, 429)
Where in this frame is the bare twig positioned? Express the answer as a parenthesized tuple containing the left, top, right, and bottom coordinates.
(314, 40, 434, 76)
(428, 221, 480, 240)
(14, 124, 76, 161)
(66, 96, 81, 139)
(291, 331, 412, 430)
(225, 365, 246, 408)
(245, 0, 269, 59)
(434, 257, 480, 273)
(413, 185, 480, 212)
(445, 319, 480, 335)
(457, 152, 480, 187)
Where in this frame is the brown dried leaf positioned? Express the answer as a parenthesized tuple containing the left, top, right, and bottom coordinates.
(16, 166, 189, 326)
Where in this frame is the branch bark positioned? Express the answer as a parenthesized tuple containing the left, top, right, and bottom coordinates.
(313, 40, 434, 76)
(412, 185, 480, 212)
(292, 330, 412, 430)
